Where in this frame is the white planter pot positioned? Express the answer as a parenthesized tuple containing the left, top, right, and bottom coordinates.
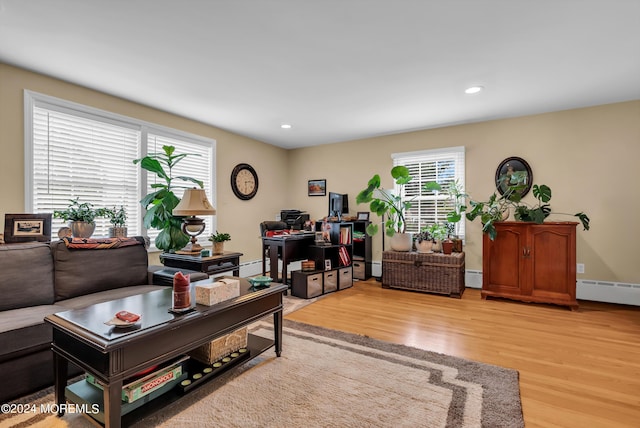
(415, 240, 433, 253)
(390, 232, 413, 252)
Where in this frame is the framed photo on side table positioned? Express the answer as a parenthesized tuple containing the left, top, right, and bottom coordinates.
(4, 213, 52, 243)
(357, 212, 370, 221)
(308, 179, 326, 196)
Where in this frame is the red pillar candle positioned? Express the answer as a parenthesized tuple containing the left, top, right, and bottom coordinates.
(172, 271, 191, 311)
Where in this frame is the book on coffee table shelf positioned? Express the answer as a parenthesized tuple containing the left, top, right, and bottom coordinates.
(85, 355, 189, 403)
(66, 373, 188, 425)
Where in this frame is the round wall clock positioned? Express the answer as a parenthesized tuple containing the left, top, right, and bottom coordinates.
(230, 163, 259, 200)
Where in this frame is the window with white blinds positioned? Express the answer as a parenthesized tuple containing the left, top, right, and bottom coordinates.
(392, 146, 466, 239)
(25, 91, 216, 246)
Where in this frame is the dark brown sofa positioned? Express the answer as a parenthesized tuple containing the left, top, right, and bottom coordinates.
(0, 238, 202, 402)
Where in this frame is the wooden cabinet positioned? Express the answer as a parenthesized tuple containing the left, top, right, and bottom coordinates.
(482, 222, 578, 310)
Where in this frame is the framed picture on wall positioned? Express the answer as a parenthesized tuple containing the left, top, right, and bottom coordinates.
(308, 179, 326, 196)
(495, 157, 533, 198)
(4, 213, 52, 243)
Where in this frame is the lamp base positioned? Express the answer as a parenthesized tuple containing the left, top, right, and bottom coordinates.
(179, 241, 204, 255)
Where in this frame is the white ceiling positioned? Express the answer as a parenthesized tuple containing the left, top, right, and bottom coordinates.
(1, 1, 639, 149)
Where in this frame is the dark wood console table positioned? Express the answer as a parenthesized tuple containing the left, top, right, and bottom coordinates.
(45, 278, 286, 428)
(160, 251, 243, 277)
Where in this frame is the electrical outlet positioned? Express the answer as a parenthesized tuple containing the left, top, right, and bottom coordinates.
(577, 263, 585, 274)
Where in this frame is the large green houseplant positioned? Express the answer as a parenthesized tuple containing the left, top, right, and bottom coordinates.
(465, 171, 590, 240)
(134, 145, 203, 252)
(356, 165, 414, 250)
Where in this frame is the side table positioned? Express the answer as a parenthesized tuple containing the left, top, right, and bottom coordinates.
(160, 251, 243, 277)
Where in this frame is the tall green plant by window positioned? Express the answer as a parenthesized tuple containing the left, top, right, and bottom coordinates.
(134, 145, 203, 252)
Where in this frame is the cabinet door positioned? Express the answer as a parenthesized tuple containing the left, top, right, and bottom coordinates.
(483, 223, 528, 295)
(529, 224, 577, 304)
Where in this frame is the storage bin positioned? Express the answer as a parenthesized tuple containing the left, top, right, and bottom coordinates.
(382, 251, 465, 298)
(338, 267, 353, 289)
(323, 270, 338, 293)
(291, 271, 323, 299)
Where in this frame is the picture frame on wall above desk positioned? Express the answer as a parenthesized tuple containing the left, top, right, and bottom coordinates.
(308, 179, 326, 196)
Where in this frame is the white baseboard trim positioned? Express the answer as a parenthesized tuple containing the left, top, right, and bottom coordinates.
(577, 280, 640, 306)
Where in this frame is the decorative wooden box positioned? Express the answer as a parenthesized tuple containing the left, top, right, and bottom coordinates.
(382, 251, 465, 298)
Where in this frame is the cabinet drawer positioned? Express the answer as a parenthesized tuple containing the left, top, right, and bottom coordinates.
(338, 267, 353, 289)
(323, 270, 338, 293)
(291, 271, 323, 299)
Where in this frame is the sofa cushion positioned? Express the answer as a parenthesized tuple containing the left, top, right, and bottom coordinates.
(0, 242, 54, 311)
(52, 239, 149, 300)
(0, 304, 65, 361)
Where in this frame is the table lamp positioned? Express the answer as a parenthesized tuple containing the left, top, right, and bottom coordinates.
(172, 188, 216, 254)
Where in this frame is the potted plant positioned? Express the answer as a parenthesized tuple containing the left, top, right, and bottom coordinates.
(426, 223, 448, 253)
(105, 205, 127, 238)
(356, 165, 414, 251)
(465, 171, 590, 240)
(423, 179, 467, 252)
(53, 198, 104, 238)
(414, 229, 433, 253)
(134, 145, 203, 252)
(208, 231, 231, 254)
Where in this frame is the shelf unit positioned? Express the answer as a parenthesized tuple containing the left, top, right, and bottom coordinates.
(291, 221, 354, 299)
(351, 220, 372, 279)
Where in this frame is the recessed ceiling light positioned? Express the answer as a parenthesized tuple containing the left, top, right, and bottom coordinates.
(281, 124, 292, 129)
(465, 86, 484, 94)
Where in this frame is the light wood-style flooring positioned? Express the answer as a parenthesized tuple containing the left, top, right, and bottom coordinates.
(285, 280, 640, 428)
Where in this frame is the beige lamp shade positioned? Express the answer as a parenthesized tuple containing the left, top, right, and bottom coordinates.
(173, 188, 216, 216)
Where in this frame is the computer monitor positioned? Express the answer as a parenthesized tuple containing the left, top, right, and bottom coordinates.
(328, 192, 349, 217)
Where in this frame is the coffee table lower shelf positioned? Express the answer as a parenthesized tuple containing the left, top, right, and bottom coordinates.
(65, 334, 273, 426)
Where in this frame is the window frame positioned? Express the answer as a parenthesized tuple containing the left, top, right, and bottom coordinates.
(24, 90, 217, 249)
(391, 146, 466, 240)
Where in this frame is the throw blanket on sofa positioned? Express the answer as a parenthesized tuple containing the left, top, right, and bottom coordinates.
(62, 236, 146, 249)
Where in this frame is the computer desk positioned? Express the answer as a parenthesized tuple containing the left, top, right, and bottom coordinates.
(261, 232, 316, 284)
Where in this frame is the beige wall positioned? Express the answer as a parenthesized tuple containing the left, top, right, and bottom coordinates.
(2, 63, 639, 284)
(288, 100, 640, 284)
(0, 63, 289, 263)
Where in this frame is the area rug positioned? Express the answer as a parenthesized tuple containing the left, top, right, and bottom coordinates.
(1, 319, 523, 428)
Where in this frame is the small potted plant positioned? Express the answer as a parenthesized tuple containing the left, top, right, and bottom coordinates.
(208, 231, 231, 254)
(105, 206, 127, 238)
(414, 229, 433, 253)
(54, 198, 104, 238)
(426, 223, 448, 253)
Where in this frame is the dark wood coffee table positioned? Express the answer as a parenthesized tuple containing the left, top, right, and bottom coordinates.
(45, 278, 287, 428)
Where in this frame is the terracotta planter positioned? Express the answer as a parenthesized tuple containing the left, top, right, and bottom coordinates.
(390, 232, 413, 252)
(442, 240, 454, 255)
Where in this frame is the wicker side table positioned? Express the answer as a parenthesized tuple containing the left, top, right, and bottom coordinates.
(382, 251, 465, 298)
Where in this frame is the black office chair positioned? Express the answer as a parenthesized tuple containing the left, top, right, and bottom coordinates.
(259, 221, 288, 237)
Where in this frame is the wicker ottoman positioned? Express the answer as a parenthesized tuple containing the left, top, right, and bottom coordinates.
(382, 251, 465, 298)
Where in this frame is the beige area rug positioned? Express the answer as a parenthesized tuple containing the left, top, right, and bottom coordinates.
(136, 321, 523, 428)
(1, 317, 523, 428)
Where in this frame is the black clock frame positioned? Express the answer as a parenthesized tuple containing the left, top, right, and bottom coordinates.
(230, 163, 259, 200)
